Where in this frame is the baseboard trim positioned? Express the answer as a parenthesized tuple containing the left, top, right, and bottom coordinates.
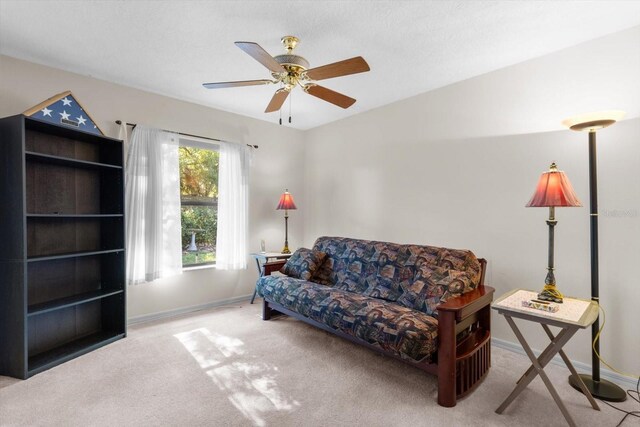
(492, 337, 638, 390)
(127, 294, 253, 326)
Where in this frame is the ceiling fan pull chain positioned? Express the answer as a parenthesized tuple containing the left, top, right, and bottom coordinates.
(289, 90, 292, 124)
(279, 107, 282, 125)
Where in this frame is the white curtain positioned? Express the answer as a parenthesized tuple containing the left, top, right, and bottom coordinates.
(216, 141, 251, 270)
(118, 121, 129, 157)
(125, 126, 182, 284)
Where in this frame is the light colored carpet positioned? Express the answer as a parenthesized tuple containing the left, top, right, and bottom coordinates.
(0, 302, 635, 427)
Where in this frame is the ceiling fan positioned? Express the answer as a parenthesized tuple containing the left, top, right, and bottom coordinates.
(202, 36, 370, 115)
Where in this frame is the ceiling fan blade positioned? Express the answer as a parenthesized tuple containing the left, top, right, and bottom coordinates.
(202, 79, 272, 89)
(265, 88, 290, 113)
(304, 85, 356, 109)
(235, 41, 285, 74)
(304, 56, 370, 81)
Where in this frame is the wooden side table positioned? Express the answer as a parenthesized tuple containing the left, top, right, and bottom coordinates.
(492, 289, 600, 427)
(249, 252, 292, 304)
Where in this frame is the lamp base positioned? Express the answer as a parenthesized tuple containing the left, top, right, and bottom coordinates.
(569, 374, 627, 402)
(537, 287, 563, 303)
(281, 245, 291, 254)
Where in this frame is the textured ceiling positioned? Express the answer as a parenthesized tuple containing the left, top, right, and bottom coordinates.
(1, 1, 640, 130)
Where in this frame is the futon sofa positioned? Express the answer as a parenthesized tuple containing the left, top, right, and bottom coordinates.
(256, 236, 494, 407)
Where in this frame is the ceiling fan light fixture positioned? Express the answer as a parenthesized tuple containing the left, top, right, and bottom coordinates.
(202, 35, 370, 116)
(273, 54, 310, 70)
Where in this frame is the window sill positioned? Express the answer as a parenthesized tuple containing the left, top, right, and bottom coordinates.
(182, 264, 216, 272)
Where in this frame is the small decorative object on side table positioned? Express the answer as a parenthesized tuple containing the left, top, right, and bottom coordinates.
(492, 289, 600, 427)
(249, 252, 292, 304)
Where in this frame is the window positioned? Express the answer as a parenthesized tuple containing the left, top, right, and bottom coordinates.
(179, 138, 219, 267)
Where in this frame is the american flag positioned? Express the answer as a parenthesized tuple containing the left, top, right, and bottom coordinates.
(30, 93, 102, 135)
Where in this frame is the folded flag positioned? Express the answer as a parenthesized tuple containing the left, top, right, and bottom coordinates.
(23, 90, 104, 135)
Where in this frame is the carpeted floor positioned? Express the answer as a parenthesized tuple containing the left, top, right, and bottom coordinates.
(0, 302, 636, 426)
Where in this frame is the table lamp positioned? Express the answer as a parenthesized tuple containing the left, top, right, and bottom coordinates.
(562, 110, 627, 402)
(526, 162, 582, 303)
(276, 189, 297, 254)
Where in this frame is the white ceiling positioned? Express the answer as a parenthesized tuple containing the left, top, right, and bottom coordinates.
(1, 1, 640, 130)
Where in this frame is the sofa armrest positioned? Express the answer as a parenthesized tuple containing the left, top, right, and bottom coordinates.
(437, 286, 495, 321)
(436, 285, 494, 407)
(263, 260, 287, 276)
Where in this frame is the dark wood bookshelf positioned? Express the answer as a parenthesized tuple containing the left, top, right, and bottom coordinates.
(28, 289, 124, 316)
(27, 214, 124, 218)
(27, 248, 125, 263)
(25, 151, 123, 170)
(28, 331, 125, 376)
(0, 114, 126, 379)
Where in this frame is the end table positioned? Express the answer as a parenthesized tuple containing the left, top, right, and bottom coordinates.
(492, 289, 600, 427)
(249, 252, 292, 304)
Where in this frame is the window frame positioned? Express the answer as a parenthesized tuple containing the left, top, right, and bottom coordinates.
(179, 136, 220, 269)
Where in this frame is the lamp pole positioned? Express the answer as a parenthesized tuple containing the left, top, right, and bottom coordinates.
(587, 130, 601, 384)
(545, 206, 557, 288)
(282, 209, 290, 254)
(563, 112, 627, 402)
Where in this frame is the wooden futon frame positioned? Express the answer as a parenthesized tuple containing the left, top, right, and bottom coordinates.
(261, 259, 494, 407)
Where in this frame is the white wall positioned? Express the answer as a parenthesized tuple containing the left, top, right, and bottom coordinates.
(303, 26, 640, 375)
(2, 25, 638, 377)
(0, 55, 306, 320)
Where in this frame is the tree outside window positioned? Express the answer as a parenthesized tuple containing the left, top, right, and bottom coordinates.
(179, 142, 219, 267)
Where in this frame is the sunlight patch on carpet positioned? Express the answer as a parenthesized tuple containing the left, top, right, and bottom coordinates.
(175, 328, 300, 426)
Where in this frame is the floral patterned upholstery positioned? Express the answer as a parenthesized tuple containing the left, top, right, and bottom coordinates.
(257, 275, 438, 362)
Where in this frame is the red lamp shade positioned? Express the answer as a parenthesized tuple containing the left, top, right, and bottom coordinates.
(526, 163, 582, 208)
(276, 189, 297, 210)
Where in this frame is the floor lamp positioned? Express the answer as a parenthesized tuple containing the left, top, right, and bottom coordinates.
(562, 110, 627, 402)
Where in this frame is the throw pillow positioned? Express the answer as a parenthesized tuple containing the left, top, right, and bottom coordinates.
(437, 249, 482, 286)
(397, 265, 477, 318)
(280, 248, 327, 281)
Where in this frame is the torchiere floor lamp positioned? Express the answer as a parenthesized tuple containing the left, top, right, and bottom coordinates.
(562, 110, 627, 402)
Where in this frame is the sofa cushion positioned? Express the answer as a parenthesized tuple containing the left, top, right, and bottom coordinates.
(311, 237, 482, 305)
(361, 276, 403, 302)
(257, 275, 439, 362)
(312, 237, 439, 290)
(281, 247, 327, 281)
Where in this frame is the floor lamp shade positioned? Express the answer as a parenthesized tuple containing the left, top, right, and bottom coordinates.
(526, 163, 582, 303)
(276, 189, 297, 254)
(562, 110, 627, 402)
(561, 110, 625, 132)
